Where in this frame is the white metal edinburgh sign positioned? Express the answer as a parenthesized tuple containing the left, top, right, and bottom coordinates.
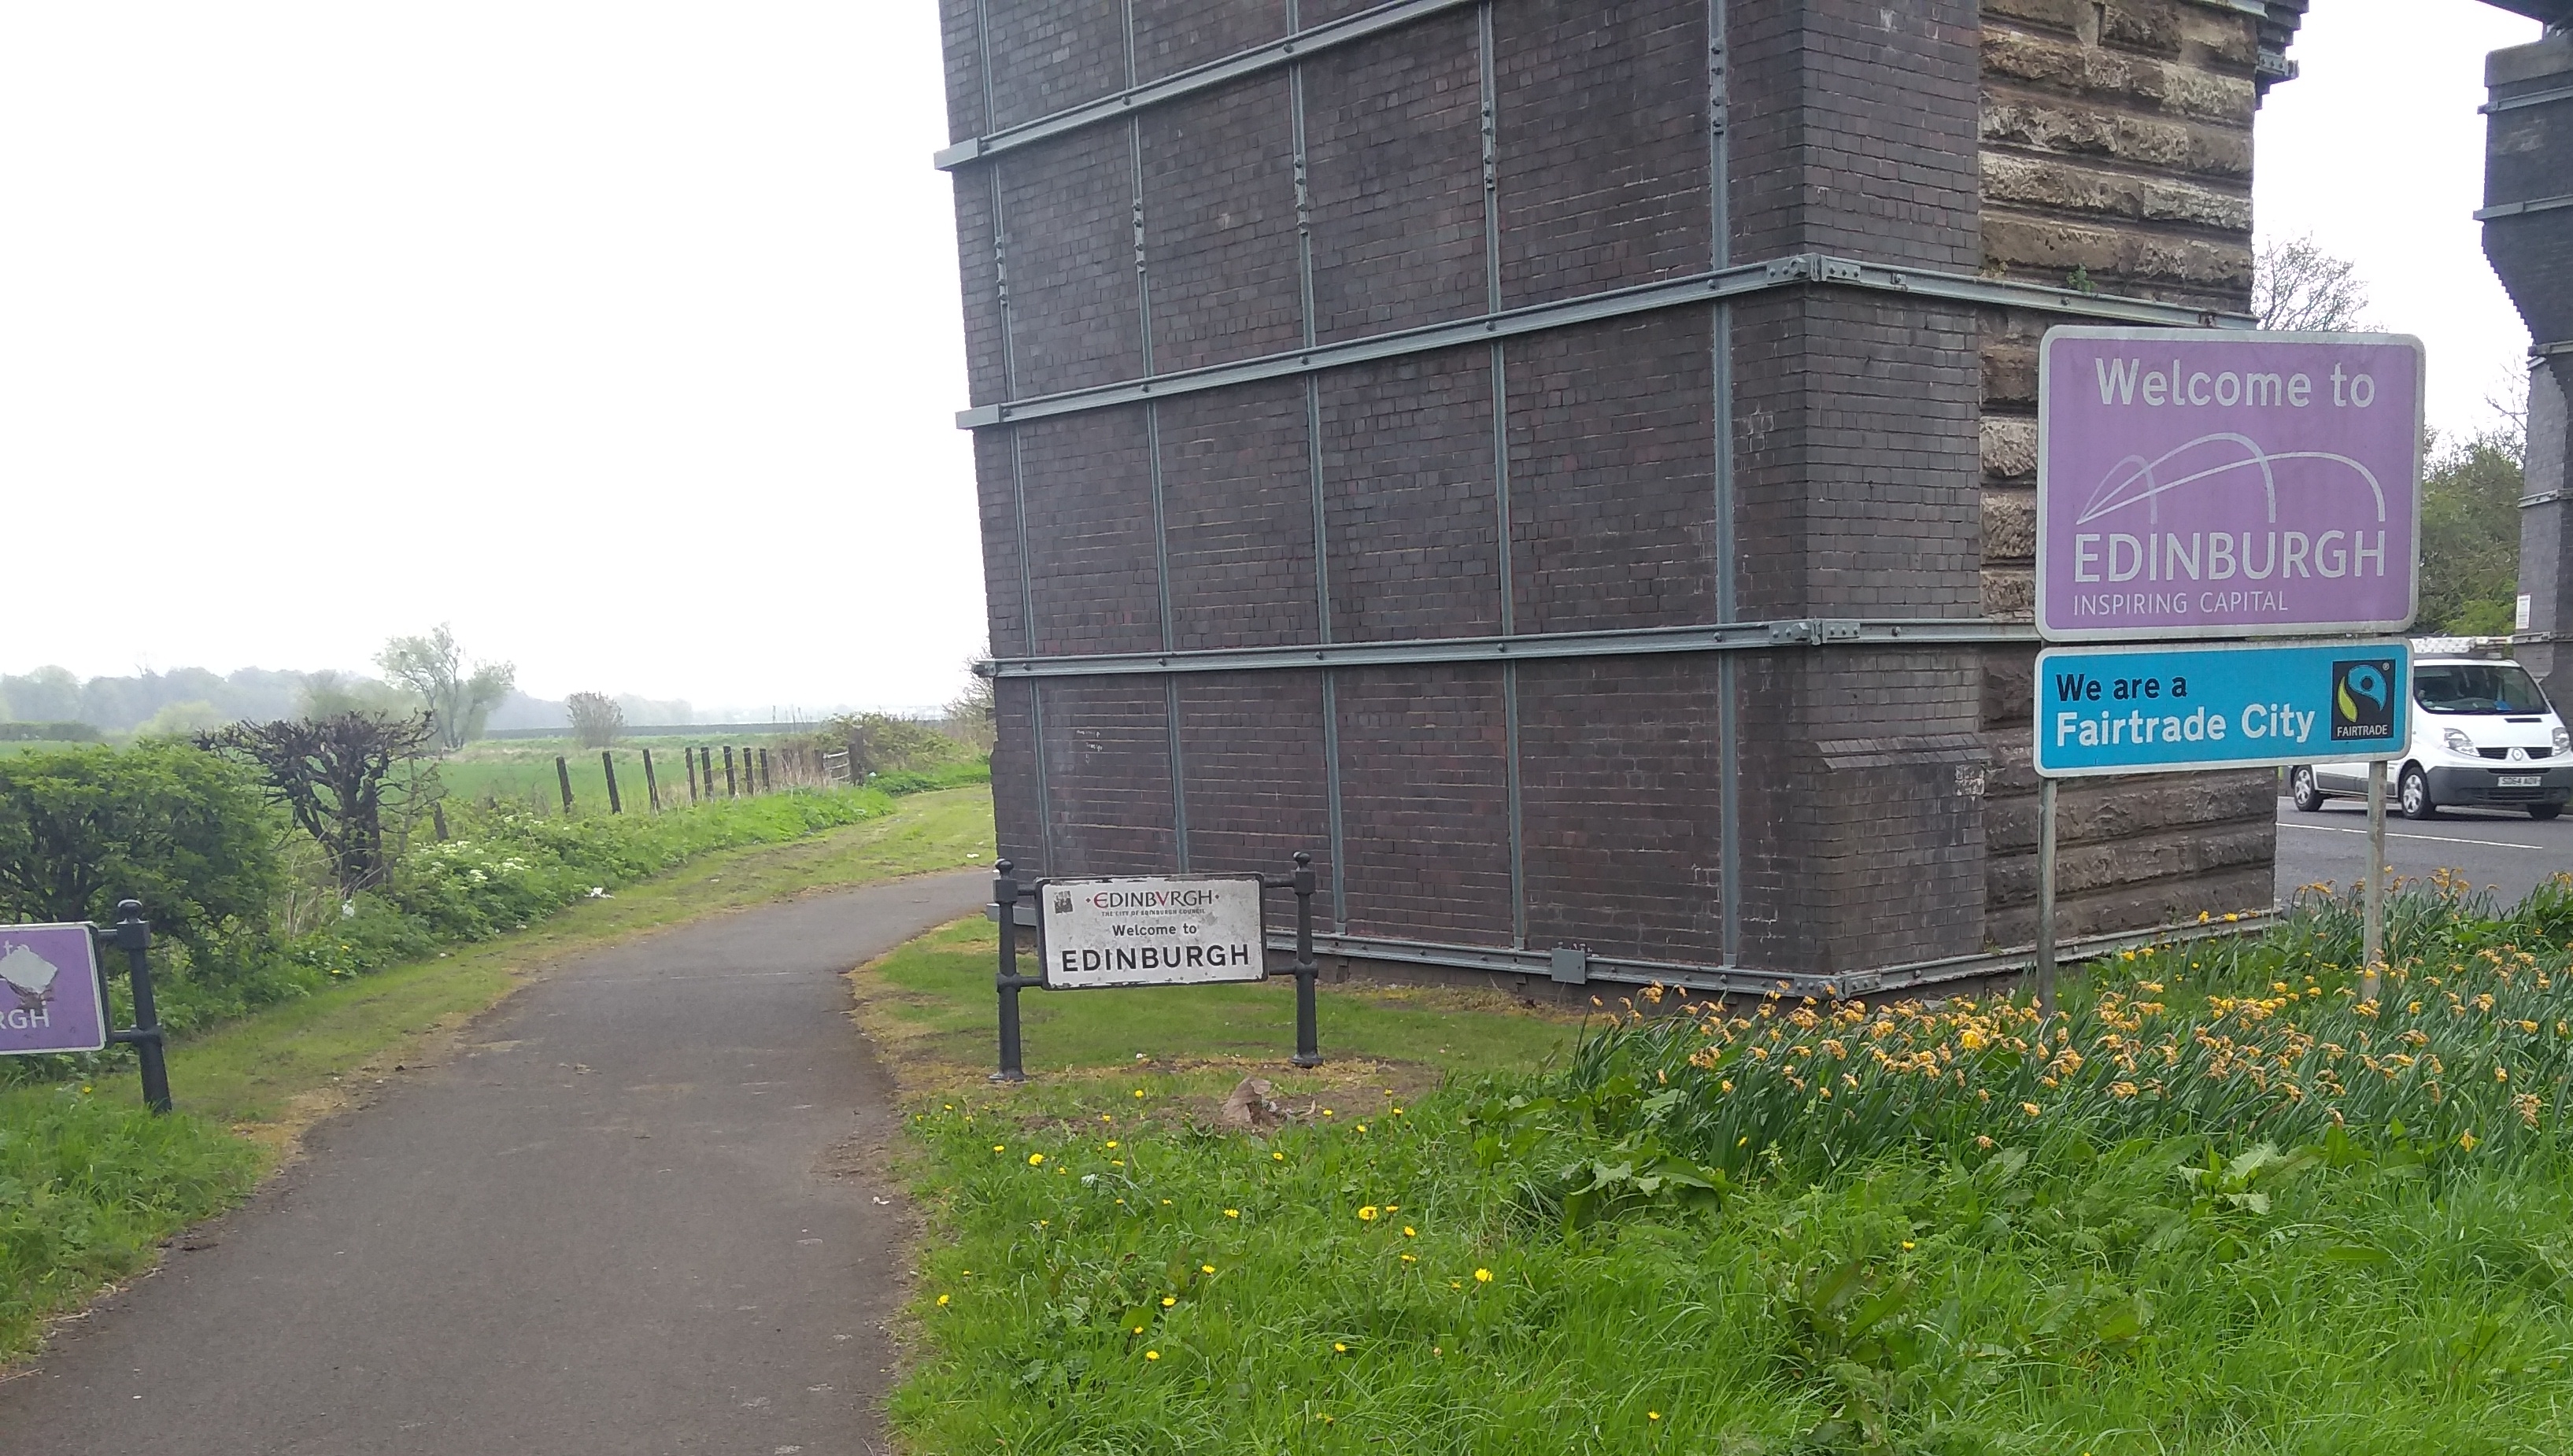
(1037, 875, 1266, 989)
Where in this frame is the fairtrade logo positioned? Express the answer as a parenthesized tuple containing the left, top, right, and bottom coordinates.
(1052, 892, 1074, 915)
(2331, 660, 2396, 741)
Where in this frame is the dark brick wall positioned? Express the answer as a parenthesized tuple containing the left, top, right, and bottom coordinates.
(1333, 665, 1515, 946)
(1493, 0, 1713, 309)
(997, 127, 1145, 398)
(1037, 677, 1179, 876)
(1506, 311, 1720, 635)
(1160, 381, 1321, 651)
(1318, 348, 1502, 642)
(983, 0, 1130, 132)
(1517, 655, 1725, 962)
(1174, 672, 1338, 922)
(1142, 76, 1307, 373)
(1018, 408, 1161, 656)
(1728, 0, 1981, 269)
(992, 678, 1045, 870)
(944, 0, 2273, 981)
(1133, 0, 1288, 85)
(974, 427, 1028, 658)
(1303, 13, 1490, 342)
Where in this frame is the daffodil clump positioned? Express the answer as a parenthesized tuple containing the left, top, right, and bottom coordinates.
(1555, 874, 2573, 1184)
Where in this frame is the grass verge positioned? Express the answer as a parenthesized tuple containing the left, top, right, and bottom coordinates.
(876, 876, 2573, 1455)
(0, 785, 993, 1362)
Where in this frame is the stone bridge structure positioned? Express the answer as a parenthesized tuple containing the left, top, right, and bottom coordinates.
(936, 1, 2548, 995)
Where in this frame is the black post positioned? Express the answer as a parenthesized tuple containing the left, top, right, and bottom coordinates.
(993, 859, 1028, 1083)
(602, 751, 623, 814)
(759, 748, 772, 792)
(641, 748, 662, 813)
(107, 901, 171, 1114)
(686, 747, 701, 804)
(431, 801, 449, 841)
(556, 756, 575, 815)
(1291, 851, 1321, 1067)
(723, 746, 738, 799)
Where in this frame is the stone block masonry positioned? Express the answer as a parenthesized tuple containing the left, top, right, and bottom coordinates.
(946, 0, 2294, 991)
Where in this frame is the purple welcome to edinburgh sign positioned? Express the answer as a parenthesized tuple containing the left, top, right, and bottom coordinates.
(0, 923, 108, 1056)
(2036, 327, 2423, 642)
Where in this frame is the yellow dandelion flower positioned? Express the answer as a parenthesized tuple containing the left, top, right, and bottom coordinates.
(1358, 1206, 1379, 1221)
(2461, 1131, 2481, 1151)
(1133, 1089, 1146, 1099)
(1132, 1325, 1144, 1334)
(1401, 1253, 1416, 1262)
(937, 1294, 950, 1306)
(1273, 1151, 1286, 1161)
(1649, 1412, 1662, 1421)
(992, 1144, 1006, 1154)
(1475, 1268, 1494, 1283)
(1322, 1109, 1335, 1118)
(1106, 1140, 1119, 1149)
(1900, 1240, 1916, 1250)
(1201, 1264, 1215, 1274)
(1145, 1350, 1159, 1361)
(1403, 1225, 1417, 1237)
(1225, 1208, 1240, 1218)
(1334, 1342, 1348, 1353)
(1162, 1296, 1177, 1307)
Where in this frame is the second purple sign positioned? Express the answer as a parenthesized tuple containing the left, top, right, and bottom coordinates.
(2036, 327, 2425, 642)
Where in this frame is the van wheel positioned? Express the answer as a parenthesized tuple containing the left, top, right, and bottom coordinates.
(2290, 767, 2326, 811)
(2400, 764, 2436, 820)
(2533, 804, 2564, 821)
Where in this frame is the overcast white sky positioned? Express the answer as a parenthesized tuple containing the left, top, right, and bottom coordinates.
(0, 3, 2548, 712)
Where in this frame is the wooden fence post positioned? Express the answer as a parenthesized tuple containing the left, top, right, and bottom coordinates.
(760, 748, 772, 793)
(556, 756, 575, 815)
(642, 748, 662, 813)
(723, 745, 738, 799)
(602, 751, 623, 814)
(686, 747, 701, 804)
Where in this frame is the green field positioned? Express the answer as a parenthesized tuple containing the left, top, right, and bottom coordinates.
(0, 740, 98, 758)
(434, 737, 815, 811)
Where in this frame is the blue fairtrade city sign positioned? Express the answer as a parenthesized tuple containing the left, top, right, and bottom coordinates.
(2034, 640, 2411, 779)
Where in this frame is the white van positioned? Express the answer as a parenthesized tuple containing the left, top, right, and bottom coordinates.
(2290, 638, 2573, 820)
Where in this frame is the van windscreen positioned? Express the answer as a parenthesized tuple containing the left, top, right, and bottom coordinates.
(2414, 663, 2550, 715)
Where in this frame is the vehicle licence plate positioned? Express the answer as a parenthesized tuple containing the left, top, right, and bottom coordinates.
(2501, 774, 2543, 787)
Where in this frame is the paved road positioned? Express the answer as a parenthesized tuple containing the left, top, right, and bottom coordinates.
(0, 870, 986, 1456)
(2276, 796, 2573, 907)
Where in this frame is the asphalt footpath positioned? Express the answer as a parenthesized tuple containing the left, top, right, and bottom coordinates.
(0, 868, 987, 1456)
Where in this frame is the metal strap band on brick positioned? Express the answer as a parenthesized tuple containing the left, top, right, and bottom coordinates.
(2477, 193, 2573, 220)
(934, 0, 1476, 171)
(1268, 909, 2275, 999)
(983, 618, 2040, 680)
(2483, 82, 2573, 115)
(956, 253, 2249, 429)
(2523, 490, 2564, 509)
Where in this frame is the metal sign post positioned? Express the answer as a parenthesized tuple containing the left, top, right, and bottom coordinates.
(102, 902, 172, 1113)
(989, 854, 1321, 1081)
(2364, 761, 2387, 1004)
(2035, 778, 2059, 1018)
